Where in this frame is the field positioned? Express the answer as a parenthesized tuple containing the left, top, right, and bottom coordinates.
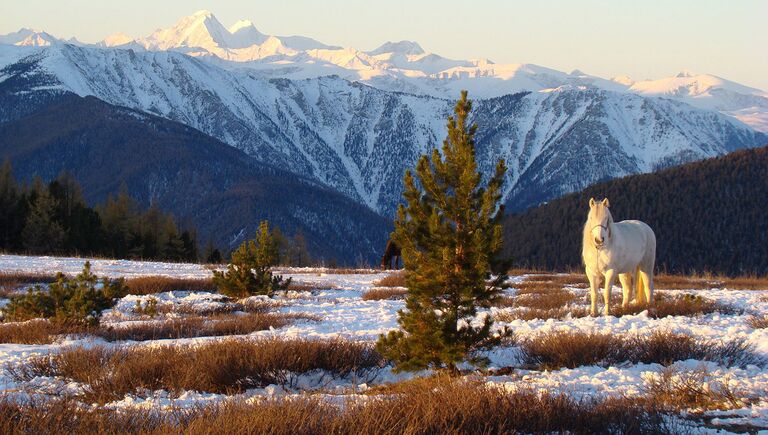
(1, 254, 767, 433)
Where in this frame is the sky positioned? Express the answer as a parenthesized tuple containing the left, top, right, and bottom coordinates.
(2, 0, 766, 90)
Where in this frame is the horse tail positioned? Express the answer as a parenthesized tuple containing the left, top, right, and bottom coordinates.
(635, 266, 645, 304)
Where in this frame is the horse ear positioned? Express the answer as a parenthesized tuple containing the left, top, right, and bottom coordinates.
(589, 198, 596, 208)
(602, 198, 610, 208)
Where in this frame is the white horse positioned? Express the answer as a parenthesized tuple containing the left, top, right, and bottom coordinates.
(582, 198, 656, 316)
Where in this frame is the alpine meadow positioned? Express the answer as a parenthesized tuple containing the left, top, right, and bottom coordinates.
(1, 2, 767, 433)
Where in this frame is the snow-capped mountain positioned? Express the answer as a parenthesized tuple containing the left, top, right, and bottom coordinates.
(0, 28, 62, 47)
(625, 72, 768, 132)
(2, 10, 764, 132)
(0, 43, 763, 216)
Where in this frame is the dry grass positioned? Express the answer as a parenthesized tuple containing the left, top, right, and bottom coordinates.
(494, 307, 590, 322)
(645, 366, 748, 412)
(492, 275, 583, 320)
(373, 271, 406, 288)
(124, 276, 216, 295)
(142, 297, 279, 317)
(0, 272, 57, 296)
(9, 338, 385, 403)
(494, 290, 734, 322)
(748, 315, 768, 329)
(518, 330, 764, 370)
(0, 319, 88, 344)
(95, 312, 318, 342)
(613, 293, 736, 318)
(0, 312, 320, 344)
(362, 287, 408, 301)
(0, 377, 673, 434)
(316, 267, 381, 275)
(286, 281, 323, 292)
(655, 273, 768, 290)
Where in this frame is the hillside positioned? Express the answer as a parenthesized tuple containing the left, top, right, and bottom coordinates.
(0, 93, 390, 264)
(502, 146, 768, 275)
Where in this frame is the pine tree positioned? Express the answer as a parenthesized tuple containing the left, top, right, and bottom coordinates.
(212, 221, 291, 298)
(377, 91, 509, 373)
(204, 239, 223, 264)
(290, 232, 312, 267)
(0, 160, 23, 251)
(98, 185, 138, 258)
(48, 172, 102, 254)
(22, 179, 66, 254)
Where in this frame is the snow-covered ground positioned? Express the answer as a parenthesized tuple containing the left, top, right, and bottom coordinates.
(1, 254, 767, 431)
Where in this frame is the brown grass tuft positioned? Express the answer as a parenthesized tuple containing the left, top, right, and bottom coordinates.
(614, 293, 736, 318)
(362, 287, 408, 301)
(518, 330, 763, 370)
(655, 273, 768, 291)
(0, 319, 88, 344)
(95, 312, 318, 342)
(286, 281, 321, 292)
(748, 315, 768, 329)
(0, 272, 57, 297)
(124, 276, 215, 295)
(9, 338, 385, 403)
(494, 306, 590, 322)
(645, 366, 747, 412)
(373, 271, 406, 288)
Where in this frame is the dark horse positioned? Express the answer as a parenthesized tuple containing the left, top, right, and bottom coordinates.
(380, 239, 401, 270)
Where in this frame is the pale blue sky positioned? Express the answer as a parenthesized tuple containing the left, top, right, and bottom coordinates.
(2, 0, 766, 89)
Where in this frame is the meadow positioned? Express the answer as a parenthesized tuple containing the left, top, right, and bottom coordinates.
(0, 254, 767, 433)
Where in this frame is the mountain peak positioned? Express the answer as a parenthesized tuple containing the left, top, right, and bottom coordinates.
(369, 40, 425, 56)
(102, 32, 134, 47)
(676, 70, 695, 78)
(229, 20, 255, 33)
(192, 9, 214, 18)
(611, 75, 635, 86)
(0, 28, 59, 46)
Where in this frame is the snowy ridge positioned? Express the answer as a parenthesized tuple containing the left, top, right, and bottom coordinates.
(0, 43, 764, 214)
(2, 10, 765, 131)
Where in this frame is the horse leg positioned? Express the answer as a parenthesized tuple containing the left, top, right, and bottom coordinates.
(635, 266, 647, 305)
(639, 268, 654, 307)
(587, 272, 600, 317)
(603, 269, 616, 316)
(618, 273, 632, 309)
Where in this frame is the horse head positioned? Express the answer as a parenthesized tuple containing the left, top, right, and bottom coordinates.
(588, 198, 613, 248)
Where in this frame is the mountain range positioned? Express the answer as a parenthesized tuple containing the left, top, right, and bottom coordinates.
(3, 10, 766, 132)
(0, 10, 766, 262)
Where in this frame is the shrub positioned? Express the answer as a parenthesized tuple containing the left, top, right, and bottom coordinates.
(213, 221, 291, 298)
(133, 297, 158, 317)
(2, 262, 127, 325)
